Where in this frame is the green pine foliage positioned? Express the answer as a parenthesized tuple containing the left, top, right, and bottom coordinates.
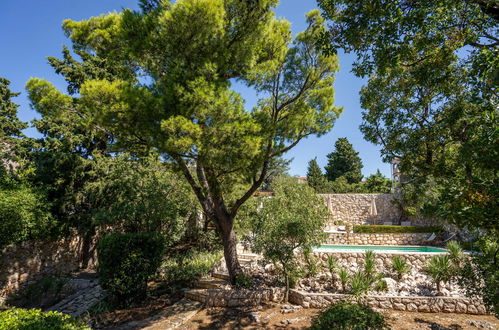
(325, 137, 363, 184)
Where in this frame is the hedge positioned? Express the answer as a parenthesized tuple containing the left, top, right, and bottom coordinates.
(0, 308, 90, 330)
(353, 225, 442, 234)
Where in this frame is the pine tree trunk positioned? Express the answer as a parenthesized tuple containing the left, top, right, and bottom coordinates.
(218, 215, 242, 285)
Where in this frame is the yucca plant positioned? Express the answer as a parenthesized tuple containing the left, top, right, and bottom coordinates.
(425, 255, 453, 292)
(447, 241, 464, 264)
(350, 271, 372, 300)
(326, 255, 338, 288)
(363, 250, 376, 280)
(391, 255, 411, 281)
(338, 267, 350, 293)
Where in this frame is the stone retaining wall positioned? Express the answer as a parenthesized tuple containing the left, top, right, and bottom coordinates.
(203, 288, 284, 307)
(325, 233, 432, 246)
(321, 193, 434, 228)
(0, 235, 97, 304)
(311, 251, 437, 273)
(289, 290, 488, 314)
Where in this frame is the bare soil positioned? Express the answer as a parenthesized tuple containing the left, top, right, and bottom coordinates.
(180, 303, 499, 330)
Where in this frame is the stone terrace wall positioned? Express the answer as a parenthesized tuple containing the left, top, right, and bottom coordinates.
(325, 233, 432, 246)
(289, 290, 487, 314)
(0, 235, 97, 304)
(321, 193, 435, 228)
(322, 194, 401, 227)
(311, 251, 436, 273)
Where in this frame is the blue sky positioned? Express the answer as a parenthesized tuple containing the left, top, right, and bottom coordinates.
(0, 0, 390, 178)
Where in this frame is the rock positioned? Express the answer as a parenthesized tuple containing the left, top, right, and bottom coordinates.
(468, 320, 495, 329)
(407, 303, 417, 312)
(287, 316, 307, 324)
(264, 264, 275, 272)
(248, 312, 260, 323)
(381, 277, 397, 292)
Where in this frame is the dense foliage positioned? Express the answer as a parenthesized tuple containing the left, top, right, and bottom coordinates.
(97, 233, 165, 305)
(0, 78, 26, 156)
(457, 236, 499, 315)
(353, 225, 442, 234)
(0, 308, 90, 330)
(247, 176, 329, 301)
(0, 167, 55, 248)
(84, 154, 193, 240)
(325, 137, 363, 184)
(158, 249, 223, 285)
(310, 302, 389, 330)
(318, 0, 498, 232)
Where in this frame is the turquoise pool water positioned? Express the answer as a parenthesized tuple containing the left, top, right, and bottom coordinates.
(315, 245, 447, 253)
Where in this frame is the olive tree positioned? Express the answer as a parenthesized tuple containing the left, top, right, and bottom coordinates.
(248, 176, 328, 301)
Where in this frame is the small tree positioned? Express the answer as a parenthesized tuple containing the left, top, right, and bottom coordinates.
(364, 170, 392, 193)
(425, 255, 453, 293)
(307, 158, 328, 193)
(391, 255, 410, 281)
(324, 137, 363, 184)
(249, 176, 328, 301)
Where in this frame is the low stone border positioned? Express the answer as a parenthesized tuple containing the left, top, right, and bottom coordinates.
(201, 288, 285, 307)
(289, 290, 488, 315)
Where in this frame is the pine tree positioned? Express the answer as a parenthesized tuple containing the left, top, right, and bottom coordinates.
(325, 137, 363, 184)
(307, 158, 327, 192)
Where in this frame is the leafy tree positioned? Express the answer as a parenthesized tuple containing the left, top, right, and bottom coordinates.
(261, 156, 291, 191)
(317, 0, 498, 232)
(307, 158, 328, 192)
(248, 176, 328, 301)
(324, 137, 363, 183)
(84, 153, 194, 243)
(31, 2, 342, 283)
(318, 1, 498, 309)
(364, 170, 392, 193)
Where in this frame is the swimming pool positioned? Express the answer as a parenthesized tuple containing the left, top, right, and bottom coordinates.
(315, 245, 447, 253)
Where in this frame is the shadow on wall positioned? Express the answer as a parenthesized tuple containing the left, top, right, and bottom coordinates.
(0, 232, 98, 305)
(321, 193, 435, 229)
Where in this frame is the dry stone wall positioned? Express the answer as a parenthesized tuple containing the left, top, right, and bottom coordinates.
(325, 233, 432, 246)
(311, 251, 436, 273)
(0, 235, 97, 304)
(289, 290, 488, 315)
(321, 193, 434, 228)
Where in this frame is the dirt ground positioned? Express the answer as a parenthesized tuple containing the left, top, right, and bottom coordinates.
(180, 304, 499, 330)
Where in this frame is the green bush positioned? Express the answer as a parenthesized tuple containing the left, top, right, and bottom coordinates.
(0, 308, 90, 330)
(235, 272, 253, 289)
(158, 249, 223, 284)
(310, 303, 389, 330)
(0, 174, 56, 248)
(97, 232, 164, 306)
(353, 225, 442, 234)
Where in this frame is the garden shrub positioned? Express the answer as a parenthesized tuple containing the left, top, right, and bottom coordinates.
(97, 232, 164, 306)
(0, 308, 90, 330)
(0, 172, 56, 248)
(310, 303, 389, 330)
(157, 249, 223, 284)
(353, 225, 442, 234)
(235, 272, 253, 289)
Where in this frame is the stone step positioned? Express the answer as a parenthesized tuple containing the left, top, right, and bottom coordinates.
(212, 272, 230, 281)
(196, 278, 227, 289)
(238, 258, 253, 264)
(184, 289, 207, 303)
(239, 253, 258, 260)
